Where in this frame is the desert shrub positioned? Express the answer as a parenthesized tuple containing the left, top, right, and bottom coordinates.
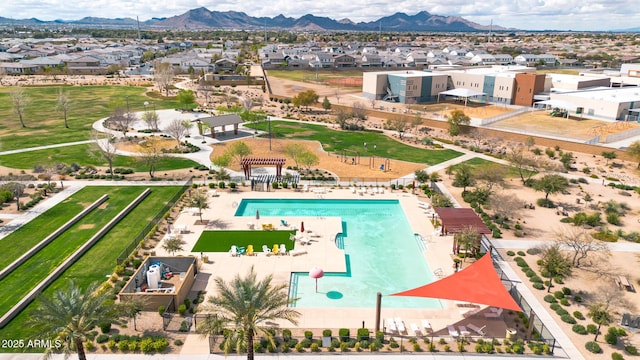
(612, 352, 624, 360)
(605, 328, 618, 345)
(506, 250, 515, 256)
(178, 304, 187, 316)
(550, 303, 562, 311)
(304, 331, 313, 340)
(311, 343, 320, 352)
(554, 291, 565, 299)
(572, 325, 587, 335)
(556, 308, 569, 316)
(357, 328, 369, 342)
(561, 314, 576, 324)
(573, 311, 585, 320)
(323, 329, 332, 337)
(444, 345, 451, 352)
(560, 298, 570, 306)
(562, 287, 572, 295)
(585, 341, 602, 354)
(625, 345, 638, 355)
(96, 334, 110, 343)
(533, 282, 545, 290)
(300, 339, 312, 348)
(295, 343, 304, 352)
(544, 295, 557, 303)
(99, 321, 111, 334)
(517, 251, 526, 256)
(340, 342, 348, 352)
(339, 328, 350, 342)
(526, 247, 542, 255)
(174, 339, 184, 346)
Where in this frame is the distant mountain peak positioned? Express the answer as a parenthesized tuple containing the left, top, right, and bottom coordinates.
(0, 9, 509, 31)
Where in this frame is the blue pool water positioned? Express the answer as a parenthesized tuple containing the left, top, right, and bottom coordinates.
(235, 199, 443, 309)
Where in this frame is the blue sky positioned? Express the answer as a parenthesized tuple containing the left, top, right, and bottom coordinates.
(1, 0, 636, 31)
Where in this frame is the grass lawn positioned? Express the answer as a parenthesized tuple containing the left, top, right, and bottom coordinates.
(0, 185, 185, 345)
(247, 121, 462, 165)
(452, 157, 537, 178)
(0, 186, 147, 318)
(0, 85, 178, 152)
(192, 230, 297, 253)
(0, 143, 199, 171)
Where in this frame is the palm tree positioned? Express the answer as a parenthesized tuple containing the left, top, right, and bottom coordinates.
(587, 303, 613, 341)
(118, 297, 147, 331)
(27, 280, 118, 360)
(190, 192, 209, 223)
(203, 266, 300, 360)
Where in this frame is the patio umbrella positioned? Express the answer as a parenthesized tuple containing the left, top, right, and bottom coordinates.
(167, 223, 171, 235)
(309, 267, 324, 292)
(256, 210, 260, 220)
(301, 221, 305, 233)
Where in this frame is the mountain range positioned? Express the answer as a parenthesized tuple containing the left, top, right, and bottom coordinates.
(0, 8, 509, 32)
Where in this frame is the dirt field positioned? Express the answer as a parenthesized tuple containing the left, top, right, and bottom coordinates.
(213, 137, 425, 181)
(488, 110, 639, 140)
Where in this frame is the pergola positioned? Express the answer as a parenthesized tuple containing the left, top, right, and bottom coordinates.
(240, 157, 287, 179)
(199, 114, 243, 138)
(437, 88, 487, 106)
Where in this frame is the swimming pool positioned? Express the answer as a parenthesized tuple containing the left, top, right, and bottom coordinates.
(235, 199, 442, 309)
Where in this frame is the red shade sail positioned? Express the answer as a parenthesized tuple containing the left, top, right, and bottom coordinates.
(391, 253, 521, 312)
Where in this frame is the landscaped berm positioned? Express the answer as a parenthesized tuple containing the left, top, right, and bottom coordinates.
(191, 230, 296, 253)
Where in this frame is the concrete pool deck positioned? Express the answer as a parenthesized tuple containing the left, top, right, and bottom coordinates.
(154, 187, 487, 352)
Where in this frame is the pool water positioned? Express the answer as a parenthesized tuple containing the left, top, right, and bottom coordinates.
(235, 199, 442, 309)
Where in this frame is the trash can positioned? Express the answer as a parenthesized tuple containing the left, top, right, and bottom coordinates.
(506, 328, 517, 340)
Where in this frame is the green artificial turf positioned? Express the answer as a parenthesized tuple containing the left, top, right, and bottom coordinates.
(192, 230, 297, 253)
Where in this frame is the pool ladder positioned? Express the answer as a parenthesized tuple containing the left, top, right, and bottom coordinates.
(414, 233, 427, 251)
(334, 233, 345, 249)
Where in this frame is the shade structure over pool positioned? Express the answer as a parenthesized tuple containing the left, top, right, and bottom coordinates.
(391, 253, 521, 312)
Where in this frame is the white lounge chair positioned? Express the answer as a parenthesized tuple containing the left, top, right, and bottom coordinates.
(378, 187, 384, 194)
(229, 245, 239, 257)
(395, 317, 406, 333)
(433, 268, 444, 278)
(349, 186, 356, 193)
(386, 318, 397, 333)
(459, 326, 471, 337)
(299, 236, 310, 245)
(410, 323, 422, 336)
(447, 325, 459, 338)
(279, 243, 287, 255)
(421, 320, 432, 333)
(289, 248, 307, 256)
(467, 323, 486, 336)
(262, 245, 272, 256)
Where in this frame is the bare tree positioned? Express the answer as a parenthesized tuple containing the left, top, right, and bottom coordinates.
(5, 182, 25, 210)
(154, 62, 175, 97)
(351, 101, 368, 122)
(107, 107, 135, 137)
(587, 284, 635, 341)
(554, 227, 610, 269)
(10, 88, 29, 128)
(141, 110, 160, 132)
(488, 192, 523, 220)
(165, 119, 189, 146)
(334, 88, 341, 104)
(139, 137, 165, 178)
(57, 88, 71, 128)
(90, 130, 118, 179)
(240, 96, 253, 111)
(384, 116, 411, 139)
(474, 163, 507, 191)
(508, 146, 539, 185)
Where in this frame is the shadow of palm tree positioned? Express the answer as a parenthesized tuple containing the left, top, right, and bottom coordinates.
(206, 219, 230, 229)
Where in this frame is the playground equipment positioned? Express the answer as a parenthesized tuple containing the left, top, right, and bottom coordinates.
(341, 149, 360, 165)
(550, 107, 568, 118)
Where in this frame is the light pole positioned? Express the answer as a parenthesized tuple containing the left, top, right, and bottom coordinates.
(143, 101, 149, 112)
(268, 116, 272, 151)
